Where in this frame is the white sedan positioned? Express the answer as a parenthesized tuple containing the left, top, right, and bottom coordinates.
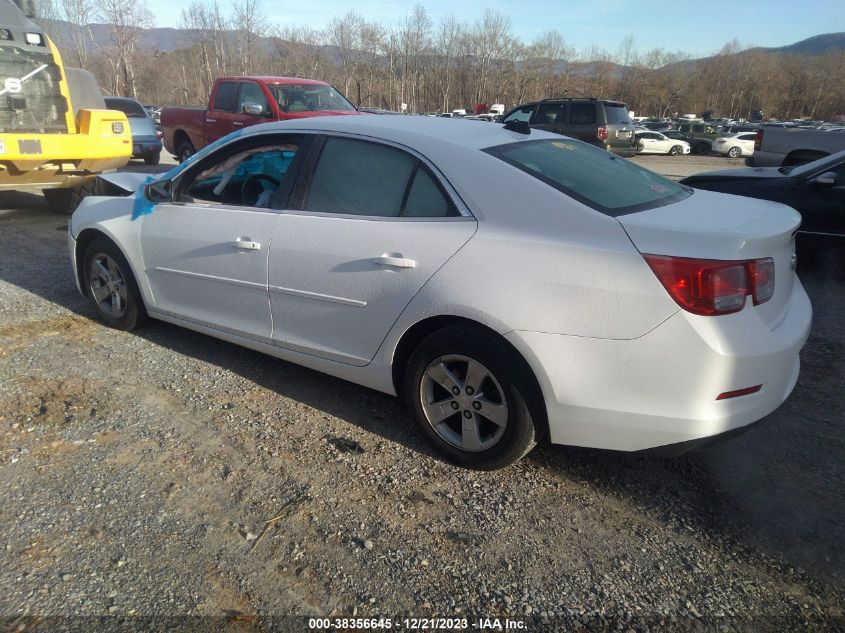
(713, 132, 758, 157)
(68, 117, 812, 469)
(635, 130, 691, 155)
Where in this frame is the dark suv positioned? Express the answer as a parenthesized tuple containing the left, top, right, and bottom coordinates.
(501, 98, 637, 157)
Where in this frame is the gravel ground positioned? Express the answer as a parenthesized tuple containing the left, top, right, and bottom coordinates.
(0, 156, 843, 632)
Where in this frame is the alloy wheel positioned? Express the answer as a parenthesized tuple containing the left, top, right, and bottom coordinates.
(419, 355, 508, 452)
(88, 253, 128, 319)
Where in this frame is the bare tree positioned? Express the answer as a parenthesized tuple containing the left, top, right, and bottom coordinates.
(94, 0, 154, 98)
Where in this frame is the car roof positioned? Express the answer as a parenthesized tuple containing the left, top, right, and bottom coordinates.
(238, 115, 562, 156)
(221, 76, 330, 86)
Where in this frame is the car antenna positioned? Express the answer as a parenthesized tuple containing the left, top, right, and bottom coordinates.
(503, 120, 531, 134)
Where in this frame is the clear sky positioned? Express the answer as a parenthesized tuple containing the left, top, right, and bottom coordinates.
(143, 0, 845, 57)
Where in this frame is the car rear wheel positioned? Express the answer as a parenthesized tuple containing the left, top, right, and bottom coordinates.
(669, 145, 683, 156)
(177, 140, 195, 163)
(693, 142, 710, 155)
(43, 179, 96, 215)
(82, 238, 147, 331)
(404, 326, 537, 470)
(728, 146, 742, 158)
(144, 151, 161, 165)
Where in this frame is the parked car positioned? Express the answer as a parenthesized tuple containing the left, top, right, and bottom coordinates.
(662, 129, 711, 155)
(160, 76, 361, 162)
(501, 98, 637, 157)
(676, 122, 722, 152)
(749, 126, 845, 167)
(634, 130, 690, 155)
(104, 96, 162, 165)
(680, 150, 845, 277)
(713, 132, 758, 157)
(69, 117, 810, 469)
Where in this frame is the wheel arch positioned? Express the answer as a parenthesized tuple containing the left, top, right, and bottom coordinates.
(390, 315, 550, 441)
(75, 228, 145, 306)
(783, 149, 828, 167)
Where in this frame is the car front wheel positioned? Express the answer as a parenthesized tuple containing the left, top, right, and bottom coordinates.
(404, 326, 537, 470)
(669, 145, 683, 156)
(82, 238, 147, 331)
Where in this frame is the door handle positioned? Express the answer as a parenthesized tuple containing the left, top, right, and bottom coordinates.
(374, 255, 416, 269)
(229, 238, 261, 251)
(205, 118, 216, 124)
(232, 121, 244, 127)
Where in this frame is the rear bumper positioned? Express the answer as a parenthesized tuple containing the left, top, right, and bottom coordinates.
(608, 145, 638, 158)
(745, 150, 783, 167)
(505, 278, 812, 452)
(131, 139, 162, 158)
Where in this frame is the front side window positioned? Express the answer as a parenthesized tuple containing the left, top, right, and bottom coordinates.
(484, 139, 691, 216)
(238, 82, 270, 115)
(182, 142, 299, 208)
(532, 103, 563, 125)
(305, 138, 416, 217)
(503, 105, 535, 123)
(213, 82, 239, 112)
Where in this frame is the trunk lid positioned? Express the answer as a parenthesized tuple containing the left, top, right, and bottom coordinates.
(618, 189, 801, 327)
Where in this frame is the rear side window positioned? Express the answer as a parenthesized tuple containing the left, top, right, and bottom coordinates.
(213, 82, 239, 112)
(305, 138, 415, 217)
(604, 105, 630, 124)
(404, 168, 458, 218)
(484, 139, 691, 216)
(105, 98, 146, 117)
(569, 103, 597, 125)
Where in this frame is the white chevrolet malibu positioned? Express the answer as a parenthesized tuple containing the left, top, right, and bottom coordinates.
(68, 116, 812, 470)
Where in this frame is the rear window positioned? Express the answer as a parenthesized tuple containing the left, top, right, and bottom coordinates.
(105, 98, 146, 117)
(604, 104, 631, 124)
(483, 139, 691, 216)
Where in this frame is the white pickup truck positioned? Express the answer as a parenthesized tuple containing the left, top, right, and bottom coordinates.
(749, 127, 845, 167)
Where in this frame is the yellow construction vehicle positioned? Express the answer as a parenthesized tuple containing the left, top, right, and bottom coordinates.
(0, 0, 131, 213)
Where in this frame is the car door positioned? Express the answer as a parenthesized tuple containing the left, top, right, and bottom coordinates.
(637, 132, 659, 153)
(530, 102, 567, 135)
(235, 80, 275, 131)
(268, 135, 477, 366)
(140, 134, 307, 341)
(205, 81, 241, 144)
(565, 102, 598, 144)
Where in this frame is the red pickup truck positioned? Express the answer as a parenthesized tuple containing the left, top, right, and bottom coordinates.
(161, 76, 361, 162)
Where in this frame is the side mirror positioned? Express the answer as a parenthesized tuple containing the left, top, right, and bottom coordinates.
(812, 171, 837, 187)
(242, 103, 263, 117)
(145, 179, 173, 203)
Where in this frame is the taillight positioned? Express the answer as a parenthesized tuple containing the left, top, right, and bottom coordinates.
(643, 255, 775, 316)
(747, 258, 775, 305)
(597, 126, 608, 142)
(754, 129, 763, 150)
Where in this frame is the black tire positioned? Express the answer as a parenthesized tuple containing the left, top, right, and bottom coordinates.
(144, 151, 161, 165)
(82, 237, 147, 331)
(668, 145, 683, 156)
(43, 180, 95, 215)
(404, 326, 538, 470)
(177, 140, 195, 163)
(728, 146, 742, 158)
(693, 142, 710, 155)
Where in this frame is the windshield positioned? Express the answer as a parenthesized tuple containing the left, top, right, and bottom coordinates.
(604, 104, 631, 125)
(267, 83, 355, 113)
(484, 138, 691, 216)
(780, 150, 845, 177)
(0, 45, 68, 133)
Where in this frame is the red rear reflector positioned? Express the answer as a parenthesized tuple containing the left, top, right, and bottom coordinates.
(716, 385, 762, 400)
(597, 126, 608, 142)
(754, 129, 763, 151)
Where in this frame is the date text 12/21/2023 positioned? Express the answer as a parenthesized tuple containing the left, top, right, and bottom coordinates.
(307, 617, 528, 630)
